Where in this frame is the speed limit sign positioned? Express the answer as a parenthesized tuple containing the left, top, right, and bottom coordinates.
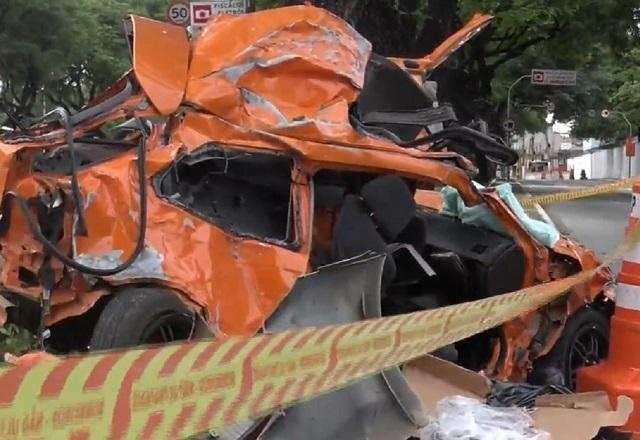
(166, 0, 190, 26)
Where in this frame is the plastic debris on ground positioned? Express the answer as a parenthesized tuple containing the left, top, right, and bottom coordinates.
(487, 381, 573, 409)
(420, 396, 550, 440)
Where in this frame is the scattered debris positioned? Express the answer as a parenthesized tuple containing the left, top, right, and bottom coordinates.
(421, 396, 550, 440)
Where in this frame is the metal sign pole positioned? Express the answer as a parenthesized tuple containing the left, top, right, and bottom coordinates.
(621, 113, 634, 178)
(503, 70, 576, 181)
(503, 75, 531, 180)
(506, 75, 532, 122)
(601, 109, 634, 178)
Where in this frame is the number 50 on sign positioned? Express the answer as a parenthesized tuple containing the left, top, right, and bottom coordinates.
(166, 1, 190, 26)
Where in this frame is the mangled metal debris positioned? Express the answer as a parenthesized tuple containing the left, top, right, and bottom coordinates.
(0, 6, 614, 438)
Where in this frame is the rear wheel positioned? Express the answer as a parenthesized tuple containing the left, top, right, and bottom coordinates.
(530, 307, 609, 390)
(90, 287, 196, 350)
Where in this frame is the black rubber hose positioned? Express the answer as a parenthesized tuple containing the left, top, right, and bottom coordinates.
(403, 125, 520, 166)
(6, 129, 148, 276)
(36, 107, 88, 236)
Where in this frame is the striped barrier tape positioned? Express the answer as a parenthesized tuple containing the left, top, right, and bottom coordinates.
(1, 212, 639, 439)
(519, 177, 639, 208)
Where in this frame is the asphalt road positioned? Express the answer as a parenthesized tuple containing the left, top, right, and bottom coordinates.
(520, 180, 631, 273)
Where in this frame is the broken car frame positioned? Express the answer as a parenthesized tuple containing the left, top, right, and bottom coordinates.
(0, 5, 612, 402)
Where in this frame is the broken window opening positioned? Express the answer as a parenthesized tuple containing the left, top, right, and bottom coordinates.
(30, 117, 146, 175)
(155, 144, 296, 244)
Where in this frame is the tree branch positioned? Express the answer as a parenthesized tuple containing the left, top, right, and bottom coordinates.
(487, 18, 569, 69)
(9, 79, 20, 104)
(46, 92, 70, 111)
(488, 35, 549, 68)
(486, 26, 531, 57)
(89, 82, 98, 102)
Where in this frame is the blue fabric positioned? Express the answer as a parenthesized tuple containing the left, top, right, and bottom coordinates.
(440, 182, 560, 248)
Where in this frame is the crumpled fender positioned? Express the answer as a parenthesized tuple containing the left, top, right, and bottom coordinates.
(553, 237, 614, 304)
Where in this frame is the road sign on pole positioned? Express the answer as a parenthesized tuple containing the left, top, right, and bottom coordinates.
(544, 100, 555, 112)
(166, 0, 190, 26)
(530, 69, 577, 86)
(626, 136, 636, 158)
(503, 119, 515, 132)
(190, 1, 247, 32)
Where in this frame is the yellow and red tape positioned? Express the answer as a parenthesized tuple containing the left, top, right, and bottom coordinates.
(0, 266, 622, 439)
(519, 177, 638, 208)
(0, 180, 638, 439)
(0, 273, 594, 439)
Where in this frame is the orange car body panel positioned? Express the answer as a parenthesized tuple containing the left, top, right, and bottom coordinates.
(389, 13, 494, 75)
(186, 6, 368, 127)
(130, 16, 189, 115)
(0, 6, 613, 380)
(415, 190, 444, 211)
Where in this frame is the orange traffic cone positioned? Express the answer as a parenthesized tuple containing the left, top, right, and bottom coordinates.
(577, 183, 640, 437)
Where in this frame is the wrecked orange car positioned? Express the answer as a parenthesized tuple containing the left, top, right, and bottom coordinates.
(0, 4, 612, 407)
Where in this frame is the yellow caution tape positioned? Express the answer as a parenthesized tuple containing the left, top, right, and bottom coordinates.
(519, 177, 639, 208)
(0, 214, 638, 439)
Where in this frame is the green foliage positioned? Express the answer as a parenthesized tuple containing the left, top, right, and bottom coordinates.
(612, 48, 640, 114)
(0, 0, 166, 122)
(256, 0, 284, 9)
(0, 323, 37, 356)
(457, 0, 639, 138)
(0, 0, 637, 143)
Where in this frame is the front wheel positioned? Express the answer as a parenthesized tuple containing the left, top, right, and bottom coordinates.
(90, 287, 196, 350)
(530, 307, 610, 390)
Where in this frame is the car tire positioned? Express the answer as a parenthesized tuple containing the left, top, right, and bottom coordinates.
(529, 307, 610, 390)
(90, 287, 196, 350)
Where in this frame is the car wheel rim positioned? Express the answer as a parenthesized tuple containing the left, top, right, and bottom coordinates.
(568, 325, 608, 389)
(141, 312, 194, 344)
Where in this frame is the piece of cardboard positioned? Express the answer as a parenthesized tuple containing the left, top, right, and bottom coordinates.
(404, 355, 633, 440)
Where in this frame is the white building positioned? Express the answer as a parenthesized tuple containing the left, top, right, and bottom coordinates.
(512, 124, 576, 179)
(568, 138, 639, 179)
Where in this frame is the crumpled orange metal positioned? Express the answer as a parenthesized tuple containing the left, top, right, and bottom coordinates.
(388, 12, 493, 75)
(0, 6, 613, 383)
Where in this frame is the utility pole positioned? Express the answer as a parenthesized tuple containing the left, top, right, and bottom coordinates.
(603, 109, 634, 178)
(503, 74, 531, 180)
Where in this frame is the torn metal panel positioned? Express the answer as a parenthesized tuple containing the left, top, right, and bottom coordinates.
(170, 113, 485, 206)
(240, 88, 290, 127)
(388, 13, 494, 75)
(261, 253, 427, 440)
(60, 137, 313, 336)
(0, 294, 14, 326)
(46, 289, 109, 326)
(129, 16, 189, 115)
(74, 245, 167, 281)
(185, 6, 372, 143)
(218, 56, 299, 83)
(31, 142, 135, 174)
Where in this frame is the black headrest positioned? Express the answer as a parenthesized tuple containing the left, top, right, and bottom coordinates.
(333, 195, 387, 259)
(332, 195, 397, 288)
(314, 185, 345, 208)
(356, 54, 433, 142)
(361, 175, 416, 241)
